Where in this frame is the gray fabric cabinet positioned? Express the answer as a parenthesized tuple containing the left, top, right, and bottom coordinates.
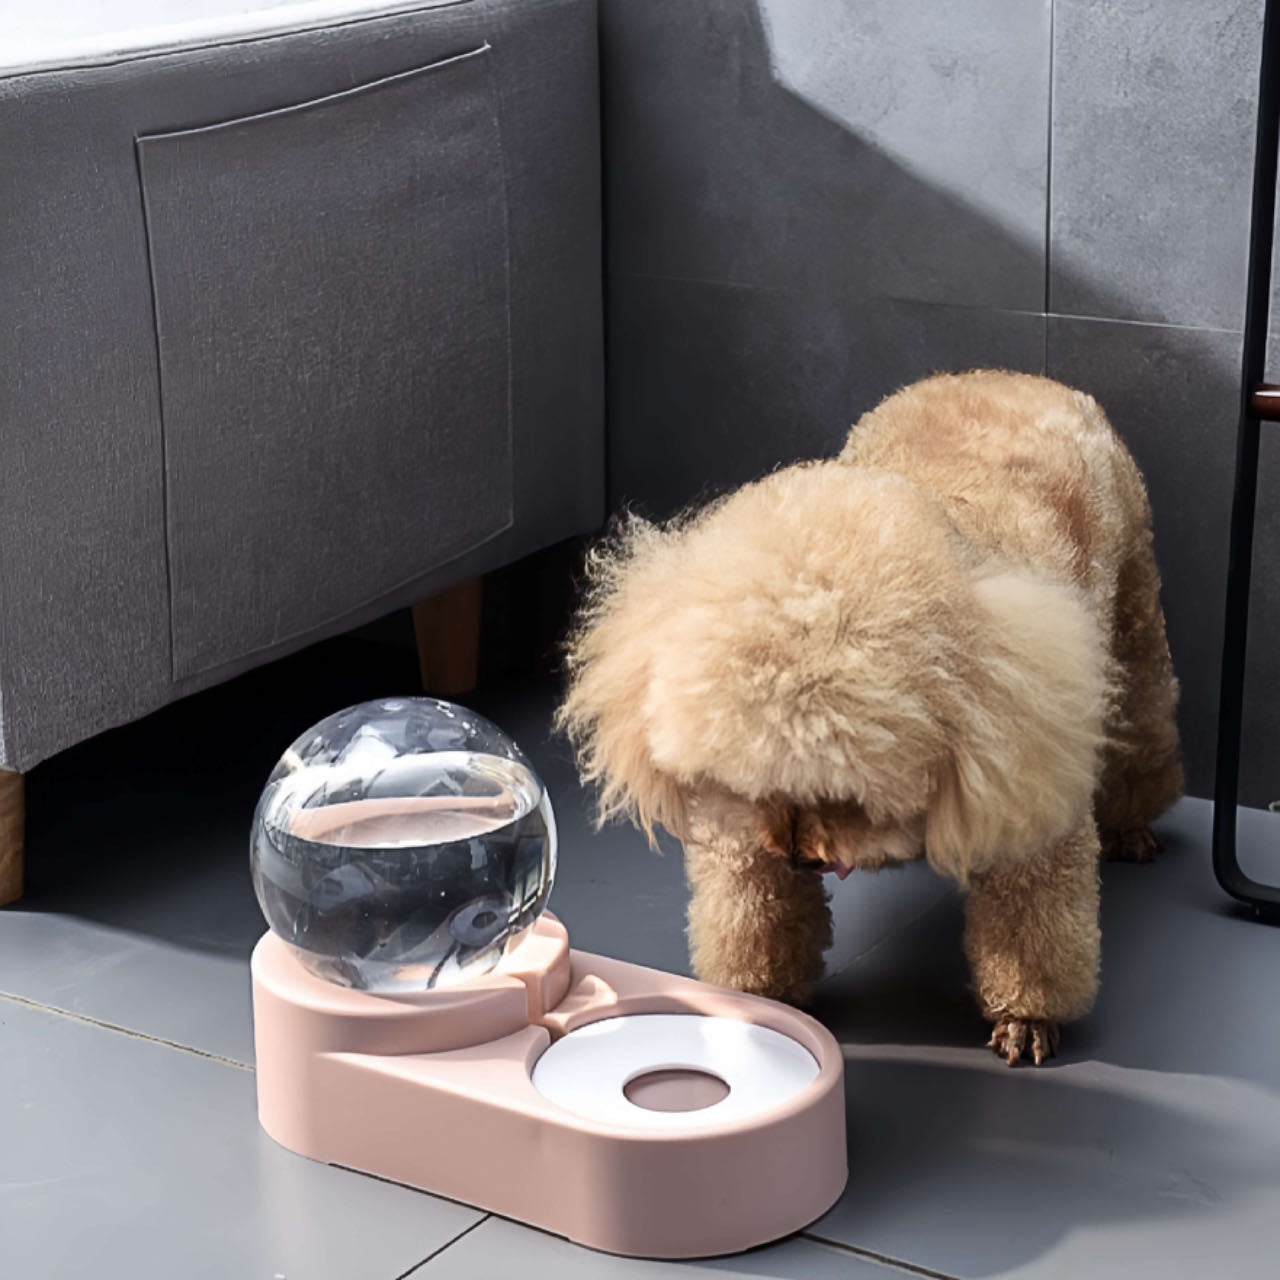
(0, 0, 604, 774)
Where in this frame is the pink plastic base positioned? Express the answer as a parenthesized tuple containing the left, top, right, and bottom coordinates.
(251, 916, 847, 1259)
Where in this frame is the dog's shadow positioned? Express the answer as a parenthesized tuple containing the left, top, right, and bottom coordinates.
(805, 1052, 1280, 1278)
(696, 1044, 1280, 1278)
(809, 816, 1280, 1078)
(772, 816, 1280, 1275)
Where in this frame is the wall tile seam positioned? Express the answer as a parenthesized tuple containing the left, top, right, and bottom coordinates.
(610, 270, 1251, 342)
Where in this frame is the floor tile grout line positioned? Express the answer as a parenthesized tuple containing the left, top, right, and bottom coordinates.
(0, 988, 253, 1071)
(799, 1231, 963, 1280)
(396, 1214, 490, 1277)
(0, 991, 507, 1238)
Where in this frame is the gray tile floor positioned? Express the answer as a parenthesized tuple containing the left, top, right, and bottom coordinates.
(3, 631, 1279, 1278)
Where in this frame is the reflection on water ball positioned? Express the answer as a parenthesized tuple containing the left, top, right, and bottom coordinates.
(250, 697, 557, 993)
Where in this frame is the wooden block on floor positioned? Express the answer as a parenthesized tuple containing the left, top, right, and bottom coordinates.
(0, 768, 24, 906)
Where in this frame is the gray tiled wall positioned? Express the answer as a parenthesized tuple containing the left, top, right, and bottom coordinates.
(1049, 0, 1259, 330)
(602, 0, 1273, 802)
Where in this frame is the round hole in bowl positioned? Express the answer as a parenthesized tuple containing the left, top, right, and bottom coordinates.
(622, 1067, 731, 1113)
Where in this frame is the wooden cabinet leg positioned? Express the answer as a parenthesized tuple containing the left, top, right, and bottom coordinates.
(412, 577, 484, 697)
(0, 769, 24, 907)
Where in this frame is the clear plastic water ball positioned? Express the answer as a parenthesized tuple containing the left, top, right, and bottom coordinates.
(251, 697, 557, 993)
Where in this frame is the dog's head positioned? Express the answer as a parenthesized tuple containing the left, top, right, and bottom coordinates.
(559, 462, 1109, 881)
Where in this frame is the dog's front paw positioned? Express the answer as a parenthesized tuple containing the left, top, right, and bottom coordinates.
(988, 1017, 1060, 1067)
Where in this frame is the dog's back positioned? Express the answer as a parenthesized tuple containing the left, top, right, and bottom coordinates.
(842, 369, 1153, 623)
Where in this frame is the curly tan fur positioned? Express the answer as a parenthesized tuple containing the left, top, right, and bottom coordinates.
(683, 789, 833, 1003)
(558, 370, 1181, 1064)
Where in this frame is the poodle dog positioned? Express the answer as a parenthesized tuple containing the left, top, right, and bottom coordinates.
(558, 371, 1182, 1065)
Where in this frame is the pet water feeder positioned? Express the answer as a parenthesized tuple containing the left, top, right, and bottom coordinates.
(249, 697, 847, 1258)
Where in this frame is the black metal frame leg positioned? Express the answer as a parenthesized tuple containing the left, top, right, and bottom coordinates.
(1212, 0, 1280, 918)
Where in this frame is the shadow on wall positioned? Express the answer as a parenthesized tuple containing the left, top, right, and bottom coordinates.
(605, 0, 1047, 509)
(601, 0, 1268, 802)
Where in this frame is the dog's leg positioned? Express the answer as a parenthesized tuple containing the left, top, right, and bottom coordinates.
(1097, 537, 1182, 862)
(684, 826, 832, 1005)
(963, 820, 1100, 1065)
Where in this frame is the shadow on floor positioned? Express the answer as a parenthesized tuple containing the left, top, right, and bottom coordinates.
(811, 1053, 1280, 1278)
(808, 806, 1280, 1088)
(21, 632, 422, 955)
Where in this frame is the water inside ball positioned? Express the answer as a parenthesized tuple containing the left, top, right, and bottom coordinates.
(251, 697, 557, 992)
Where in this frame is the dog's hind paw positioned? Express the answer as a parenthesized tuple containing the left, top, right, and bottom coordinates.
(1101, 826, 1161, 863)
(988, 1017, 1060, 1067)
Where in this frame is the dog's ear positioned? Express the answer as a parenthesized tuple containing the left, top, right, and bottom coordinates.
(556, 518, 689, 844)
(925, 570, 1110, 883)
